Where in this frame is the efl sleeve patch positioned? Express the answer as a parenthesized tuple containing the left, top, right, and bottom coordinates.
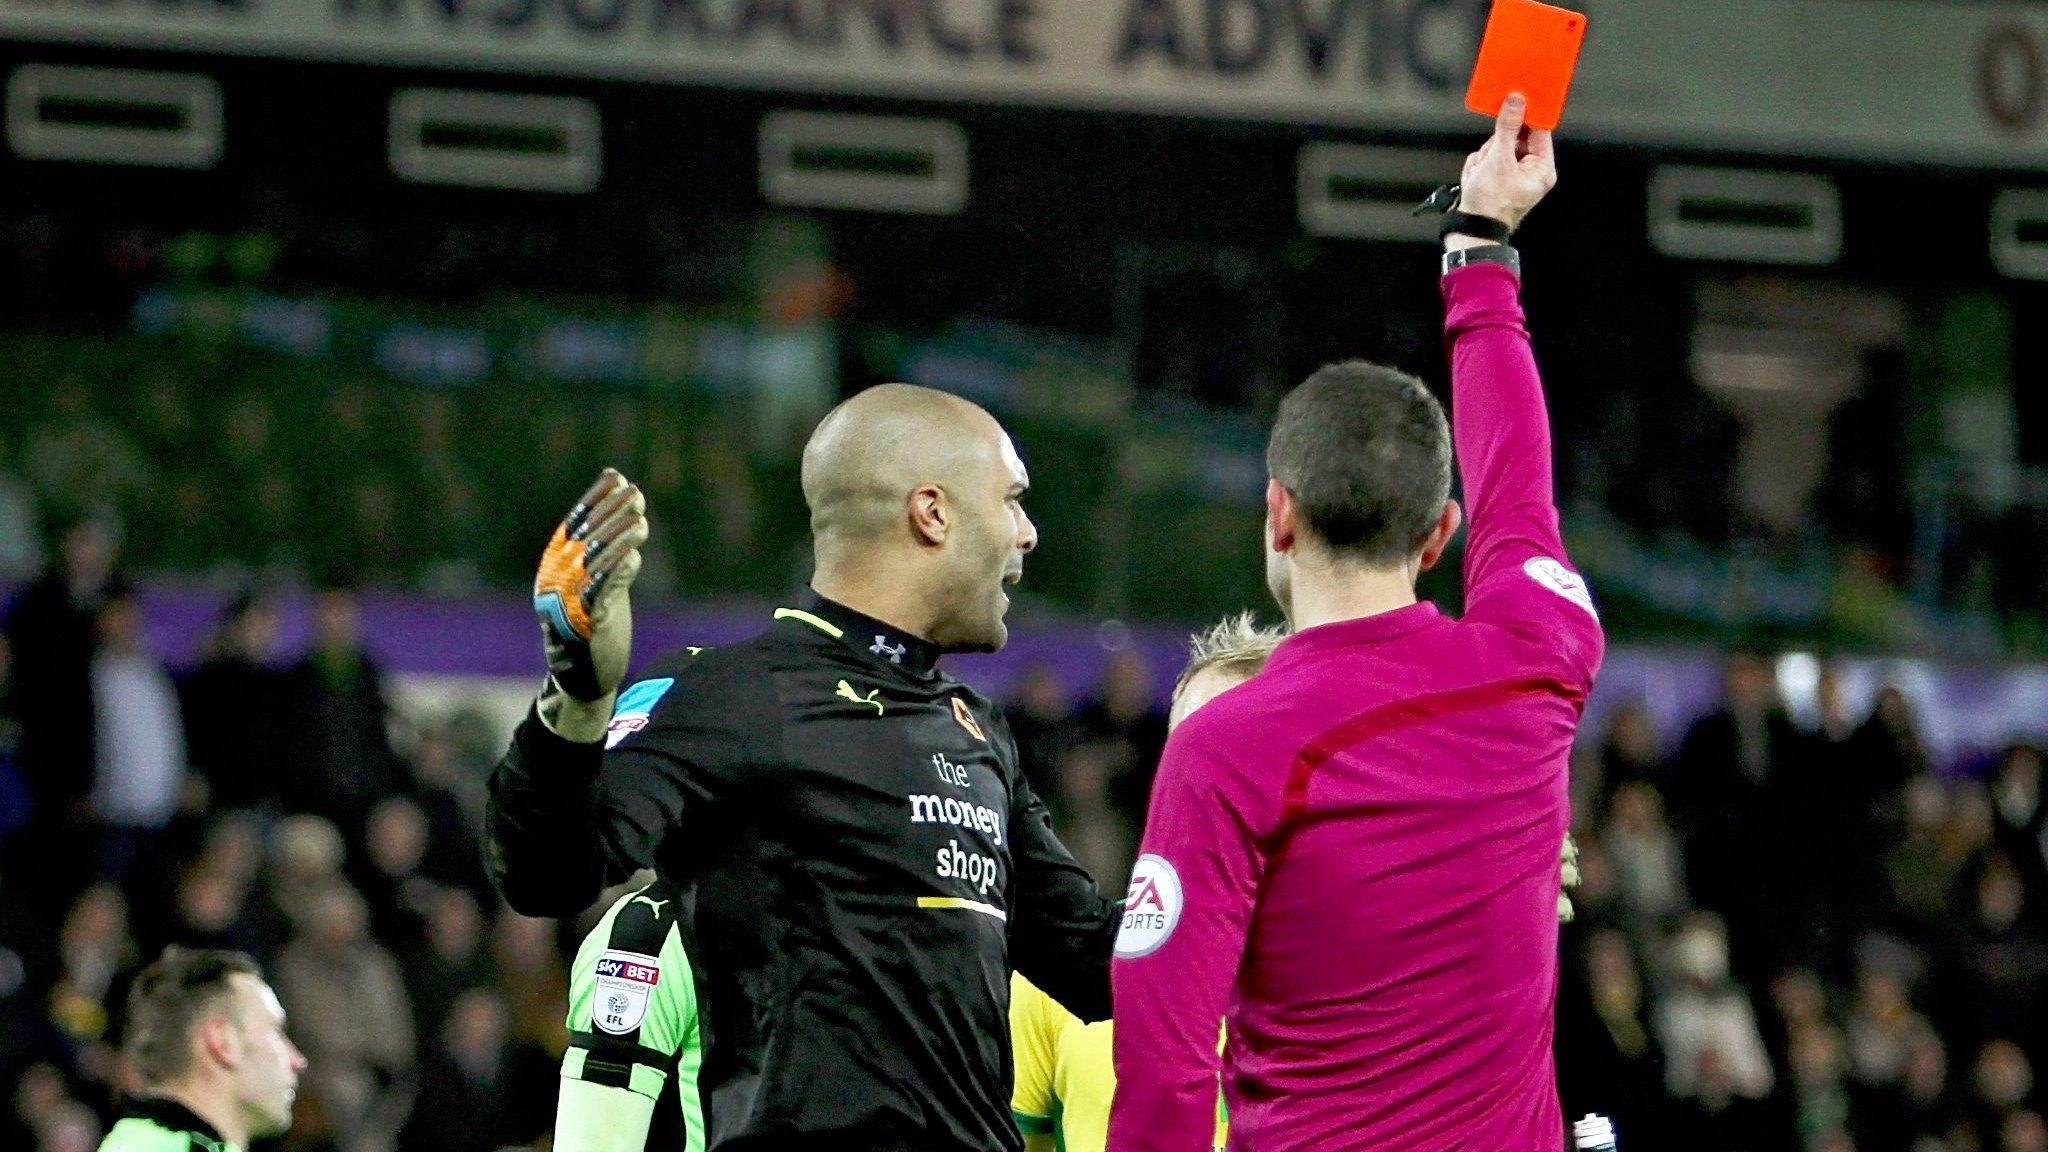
(1114, 854, 1184, 959)
(606, 678, 676, 750)
(591, 949, 661, 1035)
(1522, 557, 1599, 620)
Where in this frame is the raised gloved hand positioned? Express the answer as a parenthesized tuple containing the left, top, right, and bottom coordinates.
(533, 469, 648, 740)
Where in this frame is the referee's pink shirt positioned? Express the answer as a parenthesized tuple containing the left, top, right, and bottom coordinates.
(1108, 262, 1604, 1152)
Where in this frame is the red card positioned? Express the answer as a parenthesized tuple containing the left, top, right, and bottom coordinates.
(1464, 0, 1588, 132)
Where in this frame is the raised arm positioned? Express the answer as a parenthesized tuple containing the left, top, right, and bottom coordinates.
(1442, 96, 1602, 686)
(486, 470, 649, 915)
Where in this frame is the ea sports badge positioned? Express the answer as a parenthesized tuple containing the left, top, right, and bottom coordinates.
(1524, 556, 1599, 619)
(1115, 854, 1183, 959)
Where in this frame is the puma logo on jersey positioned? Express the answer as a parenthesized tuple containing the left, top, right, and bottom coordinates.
(836, 680, 885, 715)
(631, 894, 669, 918)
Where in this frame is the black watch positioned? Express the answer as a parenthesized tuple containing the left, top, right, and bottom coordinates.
(1438, 210, 1513, 244)
(1442, 244, 1522, 278)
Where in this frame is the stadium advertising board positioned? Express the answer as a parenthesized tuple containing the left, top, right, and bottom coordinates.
(0, 0, 2044, 167)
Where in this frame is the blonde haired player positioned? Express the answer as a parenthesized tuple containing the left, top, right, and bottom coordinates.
(1008, 615, 1582, 1152)
(1011, 614, 1283, 1152)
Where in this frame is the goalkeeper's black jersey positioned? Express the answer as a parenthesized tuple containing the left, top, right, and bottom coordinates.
(486, 596, 1119, 1152)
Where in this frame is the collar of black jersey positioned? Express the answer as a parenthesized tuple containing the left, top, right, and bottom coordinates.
(123, 1095, 229, 1148)
(778, 592, 944, 677)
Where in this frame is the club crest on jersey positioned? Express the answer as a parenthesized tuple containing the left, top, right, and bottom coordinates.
(952, 697, 987, 742)
(1522, 557, 1599, 619)
(592, 948, 659, 1035)
(606, 678, 676, 749)
(1115, 854, 1183, 958)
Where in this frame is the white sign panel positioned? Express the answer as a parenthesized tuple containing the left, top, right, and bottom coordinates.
(2, 0, 2048, 168)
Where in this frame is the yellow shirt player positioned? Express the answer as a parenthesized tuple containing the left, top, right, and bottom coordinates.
(1011, 974, 1228, 1152)
(1009, 616, 1280, 1152)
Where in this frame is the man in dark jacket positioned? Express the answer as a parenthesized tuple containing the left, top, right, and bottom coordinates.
(487, 384, 1121, 1152)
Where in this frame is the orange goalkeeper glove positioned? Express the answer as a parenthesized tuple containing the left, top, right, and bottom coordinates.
(534, 469, 647, 709)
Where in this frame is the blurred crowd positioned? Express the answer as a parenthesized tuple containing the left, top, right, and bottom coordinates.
(1556, 655, 2048, 1152)
(0, 526, 566, 1152)
(4, 512, 2048, 1152)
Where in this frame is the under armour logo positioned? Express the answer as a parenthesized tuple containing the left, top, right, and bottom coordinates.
(871, 635, 908, 664)
(631, 894, 669, 918)
(836, 680, 885, 715)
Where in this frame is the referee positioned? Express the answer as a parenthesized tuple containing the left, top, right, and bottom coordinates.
(486, 384, 1121, 1152)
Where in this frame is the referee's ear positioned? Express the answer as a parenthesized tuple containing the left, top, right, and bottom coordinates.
(1415, 500, 1463, 573)
(1266, 479, 1298, 554)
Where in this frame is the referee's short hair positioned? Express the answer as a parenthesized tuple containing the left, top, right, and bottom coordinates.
(123, 946, 263, 1087)
(1267, 360, 1452, 566)
(1173, 613, 1288, 701)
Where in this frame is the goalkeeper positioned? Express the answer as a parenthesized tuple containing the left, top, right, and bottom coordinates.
(486, 384, 1120, 1152)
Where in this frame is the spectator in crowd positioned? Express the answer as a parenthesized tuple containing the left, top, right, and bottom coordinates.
(1597, 699, 1668, 810)
(1602, 780, 1689, 928)
(45, 882, 137, 1090)
(195, 813, 265, 899)
(1853, 686, 1929, 800)
(1949, 853, 2048, 1056)
(1788, 1024, 1856, 1147)
(1656, 913, 1776, 1107)
(274, 885, 416, 1152)
(30, 1098, 99, 1152)
(1991, 745, 2048, 883)
(1767, 969, 1832, 1062)
(2007, 1111, 2048, 1152)
(7, 1064, 72, 1149)
(178, 589, 289, 815)
(1780, 668, 1888, 958)
(256, 815, 349, 957)
(1844, 952, 1931, 1095)
(1888, 776, 1957, 937)
(1854, 1024, 1965, 1152)
(1670, 652, 1805, 978)
(282, 588, 405, 833)
(1004, 660, 1073, 810)
(398, 891, 493, 1048)
(397, 988, 550, 1152)
(1070, 647, 1167, 831)
(398, 726, 491, 909)
(157, 866, 266, 960)
(356, 797, 437, 950)
(1050, 741, 1135, 896)
(1971, 1039, 2036, 1145)
(88, 585, 189, 887)
(5, 517, 121, 886)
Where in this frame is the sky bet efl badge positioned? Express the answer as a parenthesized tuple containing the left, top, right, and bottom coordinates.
(1114, 854, 1183, 958)
(592, 949, 660, 1035)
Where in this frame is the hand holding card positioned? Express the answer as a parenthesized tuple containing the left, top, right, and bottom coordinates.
(1465, 0, 1588, 131)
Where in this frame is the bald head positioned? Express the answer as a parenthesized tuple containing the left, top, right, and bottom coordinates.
(802, 383, 1005, 552)
(801, 383, 1037, 652)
